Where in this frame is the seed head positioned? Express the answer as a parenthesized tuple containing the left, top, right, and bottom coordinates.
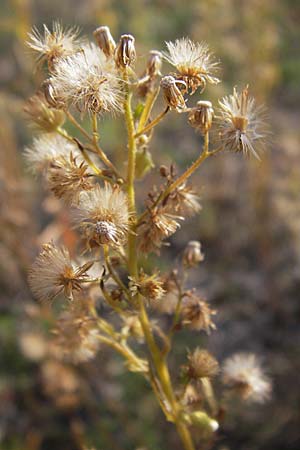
(222, 353, 272, 403)
(165, 183, 202, 217)
(217, 86, 268, 159)
(28, 242, 93, 302)
(24, 91, 65, 132)
(139, 207, 183, 254)
(188, 100, 214, 133)
(129, 270, 165, 305)
(48, 152, 94, 205)
(163, 38, 220, 94)
(27, 22, 83, 71)
(181, 294, 216, 333)
(160, 75, 186, 112)
(115, 34, 136, 68)
(138, 51, 162, 97)
(183, 241, 204, 267)
(185, 348, 219, 379)
(24, 133, 82, 173)
(50, 43, 124, 114)
(52, 300, 100, 363)
(93, 26, 116, 58)
(74, 183, 130, 249)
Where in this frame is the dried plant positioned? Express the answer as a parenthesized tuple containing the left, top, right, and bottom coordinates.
(25, 22, 271, 450)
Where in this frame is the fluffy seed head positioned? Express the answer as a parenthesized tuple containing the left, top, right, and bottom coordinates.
(186, 348, 219, 379)
(188, 100, 214, 133)
(222, 353, 272, 403)
(115, 34, 136, 68)
(139, 207, 183, 254)
(27, 22, 82, 70)
(129, 270, 165, 305)
(24, 91, 65, 132)
(50, 43, 124, 114)
(165, 183, 202, 217)
(74, 183, 130, 249)
(48, 152, 94, 205)
(52, 300, 100, 363)
(24, 133, 82, 173)
(160, 75, 187, 111)
(163, 38, 220, 94)
(28, 242, 93, 302)
(183, 241, 204, 267)
(93, 26, 116, 58)
(181, 294, 216, 333)
(217, 86, 268, 159)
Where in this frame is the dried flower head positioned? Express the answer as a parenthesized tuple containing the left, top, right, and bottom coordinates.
(222, 353, 272, 403)
(160, 75, 187, 112)
(24, 91, 65, 132)
(217, 86, 268, 159)
(24, 133, 82, 173)
(183, 241, 204, 267)
(129, 270, 165, 304)
(188, 100, 214, 133)
(185, 348, 219, 379)
(93, 26, 116, 58)
(139, 207, 183, 254)
(165, 183, 202, 216)
(74, 183, 130, 249)
(27, 22, 82, 70)
(181, 294, 216, 333)
(163, 38, 220, 94)
(48, 152, 94, 205)
(28, 242, 93, 302)
(115, 34, 136, 68)
(50, 43, 123, 114)
(52, 300, 100, 363)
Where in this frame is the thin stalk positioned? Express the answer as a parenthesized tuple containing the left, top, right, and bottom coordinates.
(103, 245, 131, 299)
(134, 106, 169, 138)
(124, 72, 196, 449)
(137, 86, 160, 133)
(137, 131, 211, 226)
(65, 110, 93, 142)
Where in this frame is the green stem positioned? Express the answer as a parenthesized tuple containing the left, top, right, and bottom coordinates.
(134, 106, 169, 138)
(137, 86, 160, 133)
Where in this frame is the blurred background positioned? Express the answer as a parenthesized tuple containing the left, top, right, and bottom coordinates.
(0, 0, 300, 449)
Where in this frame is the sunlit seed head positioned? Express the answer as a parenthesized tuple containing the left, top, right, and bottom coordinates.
(24, 133, 82, 174)
(181, 294, 216, 333)
(50, 43, 124, 114)
(48, 152, 94, 205)
(28, 242, 92, 302)
(163, 38, 220, 94)
(129, 270, 165, 305)
(222, 353, 272, 403)
(165, 183, 202, 217)
(24, 91, 65, 132)
(27, 22, 83, 71)
(74, 183, 129, 249)
(186, 348, 219, 379)
(217, 86, 268, 159)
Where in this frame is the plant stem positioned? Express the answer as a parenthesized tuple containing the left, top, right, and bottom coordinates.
(134, 106, 169, 138)
(123, 68, 196, 450)
(137, 86, 160, 133)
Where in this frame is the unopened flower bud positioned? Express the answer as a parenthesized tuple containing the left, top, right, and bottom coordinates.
(93, 26, 116, 58)
(184, 411, 219, 432)
(115, 34, 136, 68)
(188, 100, 214, 133)
(183, 240, 204, 267)
(146, 50, 162, 78)
(160, 75, 186, 112)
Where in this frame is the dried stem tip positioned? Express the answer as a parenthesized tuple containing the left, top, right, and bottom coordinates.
(115, 34, 136, 68)
(188, 100, 214, 133)
(93, 26, 116, 58)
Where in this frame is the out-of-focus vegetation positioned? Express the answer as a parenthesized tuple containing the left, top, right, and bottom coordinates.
(0, 0, 300, 449)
